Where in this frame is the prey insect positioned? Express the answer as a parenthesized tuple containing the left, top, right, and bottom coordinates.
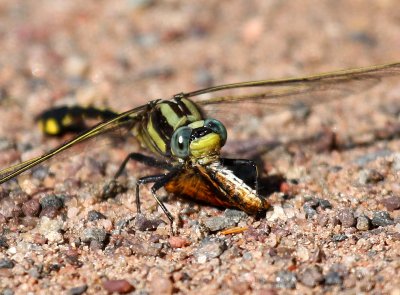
(1, 62, 400, 228)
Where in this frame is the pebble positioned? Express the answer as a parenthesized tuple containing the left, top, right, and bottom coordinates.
(102, 279, 135, 294)
(0, 236, 8, 248)
(87, 210, 107, 221)
(358, 169, 384, 185)
(303, 202, 317, 219)
(39, 206, 60, 219)
(324, 271, 343, 285)
(203, 216, 235, 232)
(332, 234, 348, 242)
(168, 236, 190, 248)
(318, 199, 332, 209)
(371, 211, 394, 227)
(22, 199, 41, 217)
(0, 258, 15, 269)
(135, 214, 164, 231)
(275, 270, 297, 289)
(224, 209, 248, 223)
(337, 208, 356, 228)
(80, 228, 107, 245)
(39, 195, 64, 210)
(148, 271, 173, 295)
(38, 217, 64, 243)
(194, 237, 227, 263)
(381, 196, 400, 211)
(298, 266, 324, 287)
(68, 284, 88, 295)
(356, 216, 371, 231)
(28, 266, 41, 279)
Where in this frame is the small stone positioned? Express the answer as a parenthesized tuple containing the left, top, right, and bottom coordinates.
(223, 209, 248, 223)
(38, 217, 64, 243)
(0, 258, 14, 269)
(303, 203, 317, 219)
(0, 236, 8, 249)
(203, 216, 234, 232)
(371, 211, 394, 227)
(194, 237, 227, 263)
(81, 228, 107, 244)
(358, 169, 384, 185)
(318, 199, 332, 209)
(39, 195, 64, 209)
(381, 196, 400, 211)
(337, 209, 356, 228)
(356, 216, 370, 231)
(22, 199, 41, 217)
(148, 270, 173, 295)
(332, 234, 348, 242)
(324, 271, 343, 285)
(168, 236, 190, 248)
(68, 284, 88, 295)
(276, 270, 297, 289)
(298, 266, 324, 287)
(39, 206, 60, 219)
(28, 267, 41, 279)
(87, 210, 106, 221)
(103, 279, 134, 294)
(135, 214, 164, 231)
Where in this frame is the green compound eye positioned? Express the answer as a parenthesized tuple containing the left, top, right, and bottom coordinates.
(204, 119, 227, 146)
(171, 126, 192, 158)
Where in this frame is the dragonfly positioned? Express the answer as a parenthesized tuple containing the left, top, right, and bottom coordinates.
(1, 62, 399, 228)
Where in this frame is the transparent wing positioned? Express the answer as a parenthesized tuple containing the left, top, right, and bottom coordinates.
(182, 62, 400, 116)
(0, 104, 149, 184)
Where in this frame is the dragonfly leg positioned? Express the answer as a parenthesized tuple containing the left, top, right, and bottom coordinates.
(102, 152, 172, 198)
(221, 158, 259, 192)
(136, 169, 180, 233)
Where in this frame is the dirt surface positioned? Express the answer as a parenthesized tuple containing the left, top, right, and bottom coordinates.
(1, 1, 400, 294)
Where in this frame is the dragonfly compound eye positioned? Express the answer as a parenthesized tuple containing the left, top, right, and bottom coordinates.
(204, 119, 227, 146)
(171, 126, 192, 159)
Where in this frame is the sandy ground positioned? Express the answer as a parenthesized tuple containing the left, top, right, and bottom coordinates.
(0, 1, 400, 294)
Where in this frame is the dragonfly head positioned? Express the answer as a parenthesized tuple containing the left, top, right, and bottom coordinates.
(171, 118, 227, 164)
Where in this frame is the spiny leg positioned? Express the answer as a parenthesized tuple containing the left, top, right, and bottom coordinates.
(102, 152, 173, 198)
(136, 169, 180, 232)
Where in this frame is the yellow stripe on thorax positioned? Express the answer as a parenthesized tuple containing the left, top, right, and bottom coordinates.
(147, 117, 167, 154)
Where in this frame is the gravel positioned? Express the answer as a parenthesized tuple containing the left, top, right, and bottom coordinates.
(358, 169, 384, 185)
(336, 208, 356, 228)
(381, 196, 400, 211)
(68, 285, 88, 295)
(87, 210, 107, 221)
(0, 259, 14, 269)
(194, 237, 227, 263)
(298, 266, 324, 287)
(102, 279, 135, 294)
(371, 211, 394, 227)
(276, 271, 297, 289)
(356, 215, 371, 231)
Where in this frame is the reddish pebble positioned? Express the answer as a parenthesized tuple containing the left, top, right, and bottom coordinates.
(280, 182, 291, 194)
(22, 199, 41, 217)
(168, 236, 190, 248)
(103, 279, 134, 294)
(381, 196, 400, 211)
